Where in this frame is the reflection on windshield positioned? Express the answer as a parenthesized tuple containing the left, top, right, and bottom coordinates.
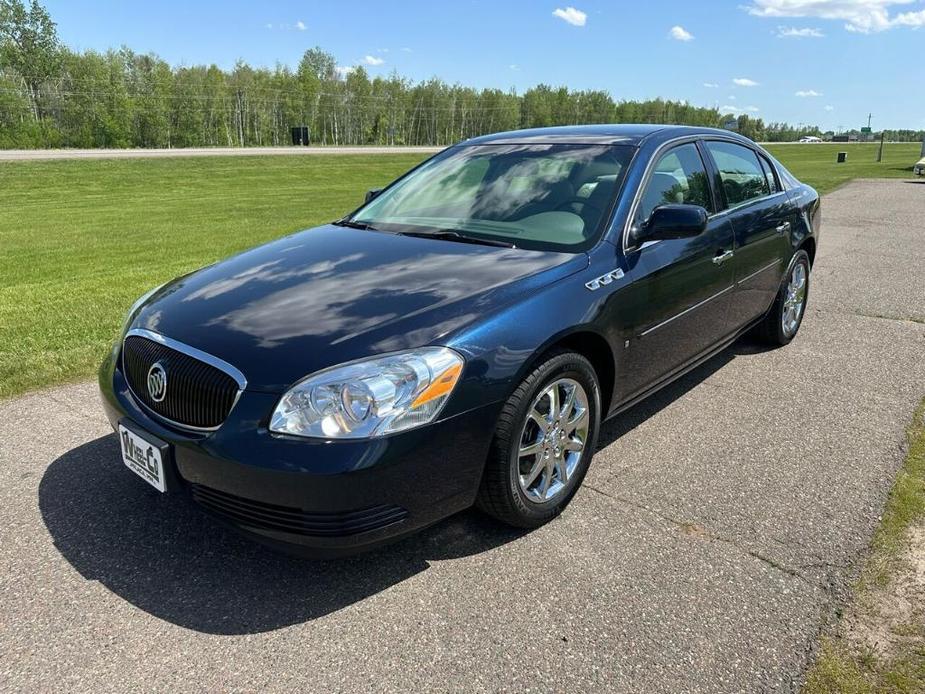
(354, 143, 634, 252)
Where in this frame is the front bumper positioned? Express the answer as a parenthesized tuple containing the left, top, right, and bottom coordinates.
(99, 351, 499, 557)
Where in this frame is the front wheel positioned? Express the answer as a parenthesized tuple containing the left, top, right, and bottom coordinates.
(756, 249, 811, 346)
(476, 350, 601, 528)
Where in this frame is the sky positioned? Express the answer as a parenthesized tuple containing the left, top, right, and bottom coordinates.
(44, 0, 925, 131)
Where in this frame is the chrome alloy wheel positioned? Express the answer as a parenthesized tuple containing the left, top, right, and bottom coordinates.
(517, 378, 590, 504)
(782, 261, 807, 337)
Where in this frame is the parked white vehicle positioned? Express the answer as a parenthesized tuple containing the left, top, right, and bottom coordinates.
(798, 136, 823, 143)
(914, 157, 925, 176)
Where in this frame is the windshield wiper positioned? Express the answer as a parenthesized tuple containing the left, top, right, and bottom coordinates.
(396, 229, 516, 249)
(333, 218, 377, 231)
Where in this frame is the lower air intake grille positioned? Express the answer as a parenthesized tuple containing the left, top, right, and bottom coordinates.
(190, 484, 409, 537)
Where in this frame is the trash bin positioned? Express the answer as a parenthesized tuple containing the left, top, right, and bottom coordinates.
(291, 126, 310, 146)
(837, 151, 847, 163)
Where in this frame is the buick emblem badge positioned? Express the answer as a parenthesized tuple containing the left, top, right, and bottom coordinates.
(147, 362, 168, 402)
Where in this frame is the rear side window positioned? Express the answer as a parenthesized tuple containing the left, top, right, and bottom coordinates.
(635, 143, 714, 225)
(705, 141, 770, 208)
(770, 156, 800, 190)
(758, 155, 779, 193)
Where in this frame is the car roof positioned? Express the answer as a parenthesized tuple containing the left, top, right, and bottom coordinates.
(462, 124, 755, 147)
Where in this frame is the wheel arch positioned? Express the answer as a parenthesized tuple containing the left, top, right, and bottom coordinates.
(518, 329, 617, 416)
(799, 236, 816, 266)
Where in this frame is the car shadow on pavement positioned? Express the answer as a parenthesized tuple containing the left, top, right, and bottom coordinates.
(38, 338, 761, 636)
(38, 434, 526, 635)
(596, 345, 740, 448)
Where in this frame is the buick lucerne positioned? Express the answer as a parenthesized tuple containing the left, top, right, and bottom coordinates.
(99, 125, 820, 556)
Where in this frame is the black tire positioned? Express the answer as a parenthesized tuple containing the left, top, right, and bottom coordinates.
(755, 249, 811, 346)
(476, 350, 601, 528)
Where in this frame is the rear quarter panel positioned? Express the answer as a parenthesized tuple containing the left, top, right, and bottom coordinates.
(785, 184, 821, 258)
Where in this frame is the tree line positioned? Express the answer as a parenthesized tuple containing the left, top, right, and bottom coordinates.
(1, 0, 922, 149)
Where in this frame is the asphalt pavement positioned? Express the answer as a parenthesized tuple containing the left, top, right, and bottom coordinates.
(1, 179, 923, 692)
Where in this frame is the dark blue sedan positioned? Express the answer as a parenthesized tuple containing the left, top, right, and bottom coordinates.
(99, 125, 821, 555)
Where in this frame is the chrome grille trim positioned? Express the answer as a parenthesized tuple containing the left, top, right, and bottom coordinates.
(122, 328, 246, 433)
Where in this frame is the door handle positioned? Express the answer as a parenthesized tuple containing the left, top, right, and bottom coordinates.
(776, 221, 791, 234)
(712, 249, 734, 265)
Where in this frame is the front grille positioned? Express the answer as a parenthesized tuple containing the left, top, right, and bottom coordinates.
(122, 334, 241, 430)
(191, 484, 409, 537)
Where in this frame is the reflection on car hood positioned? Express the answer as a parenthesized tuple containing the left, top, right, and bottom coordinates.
(132, 224, 586, 391)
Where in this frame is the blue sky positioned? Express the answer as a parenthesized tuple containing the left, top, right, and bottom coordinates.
(45, 0, 925, 131)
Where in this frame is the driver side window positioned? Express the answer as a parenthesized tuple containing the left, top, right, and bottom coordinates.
(635, 143, 714, 226)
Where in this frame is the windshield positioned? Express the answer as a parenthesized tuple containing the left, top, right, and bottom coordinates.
(350, 143, 635, 252)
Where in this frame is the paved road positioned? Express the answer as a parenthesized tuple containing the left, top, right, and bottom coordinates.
(0, 142, 908, 161)
(0, 146, 442, 161)
(1, 179, 923, 692)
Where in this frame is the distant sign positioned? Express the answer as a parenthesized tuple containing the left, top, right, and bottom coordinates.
(861, 127, 872, 134)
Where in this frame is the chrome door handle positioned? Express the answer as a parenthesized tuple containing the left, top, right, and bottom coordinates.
(776, 221, 791, 234)
(712, 250, 734, 265)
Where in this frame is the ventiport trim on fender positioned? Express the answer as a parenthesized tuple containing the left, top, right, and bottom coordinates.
(640, 285, 735, 337)
(585, 269, 625, 291)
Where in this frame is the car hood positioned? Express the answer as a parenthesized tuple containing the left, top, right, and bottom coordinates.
(131, 224, 586, 391)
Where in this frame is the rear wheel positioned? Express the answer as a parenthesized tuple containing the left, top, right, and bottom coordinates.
(476, 350, 601, 528)
(756, 249, 810, 346)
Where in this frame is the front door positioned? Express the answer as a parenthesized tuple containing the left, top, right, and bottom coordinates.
(617, 142, 736, 401)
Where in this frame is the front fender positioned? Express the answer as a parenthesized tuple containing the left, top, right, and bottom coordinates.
(445, 246, 623, 416)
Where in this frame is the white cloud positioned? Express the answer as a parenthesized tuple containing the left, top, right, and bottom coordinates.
(733, 77, 760, 87)
(669, 25, 694, 41)
(400, 47, 413, 53)
(265, 23, 273, 29)
(795, 89, 823, 97)
(335, 66, 357, 78)
(776, 25, 825, 37)
(825, 104, 835, 111)
(509, 64, 520, 71)
(728, 95, 737, 101)
(746, 0, 925, 34)
(552, 6, 587, 26)
(720, 104, 760, 114)
(295, 20, 306, 31)
(362, 55, 385, 66)
(703, 82, 719, 88)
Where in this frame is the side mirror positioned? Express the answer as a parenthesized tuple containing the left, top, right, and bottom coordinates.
(633, 204, 708, 245)
(365, 188, 383, 204)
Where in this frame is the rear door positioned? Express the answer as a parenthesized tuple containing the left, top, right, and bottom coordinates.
(703, 141, 792, 329)
(617, 141, 736, 399)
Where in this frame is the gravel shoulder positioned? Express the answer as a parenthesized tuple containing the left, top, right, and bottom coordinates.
(1, 179, 923, 692)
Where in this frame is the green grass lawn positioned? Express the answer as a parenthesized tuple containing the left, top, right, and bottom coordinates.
(0, 142, 920, 399)
(0, 154, 423, 398)
(765, 142, 921, 194)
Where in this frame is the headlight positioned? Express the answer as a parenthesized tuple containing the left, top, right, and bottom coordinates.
(269, 347, 464, 439)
